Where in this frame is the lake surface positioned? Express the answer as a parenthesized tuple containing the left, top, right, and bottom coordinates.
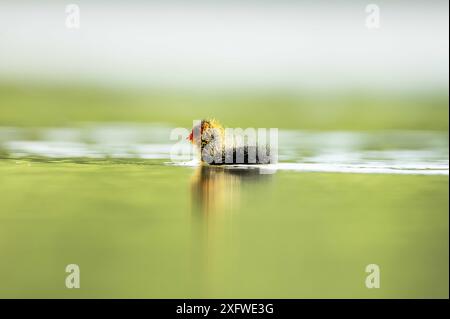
(0, 125, 448, 298)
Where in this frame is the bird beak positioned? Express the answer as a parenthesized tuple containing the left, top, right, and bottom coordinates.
(187, 131, 193, 142)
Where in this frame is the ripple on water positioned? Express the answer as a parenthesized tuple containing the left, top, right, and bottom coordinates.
(0, 125, 448, 176)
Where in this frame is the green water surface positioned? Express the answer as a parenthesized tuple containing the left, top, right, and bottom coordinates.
(0, 159, 447, 298)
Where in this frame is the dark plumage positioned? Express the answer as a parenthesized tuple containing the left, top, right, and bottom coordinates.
(207, 145, 273, 165)
(188, 119, 276, 165)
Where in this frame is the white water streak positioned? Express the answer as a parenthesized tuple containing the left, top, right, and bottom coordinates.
(1, 125, 448, 176)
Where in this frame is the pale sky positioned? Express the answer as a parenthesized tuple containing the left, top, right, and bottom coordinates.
(0, 0, 448, 92)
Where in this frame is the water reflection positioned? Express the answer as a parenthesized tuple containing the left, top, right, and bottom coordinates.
(190, 165, 271, 217)
(189, 165, 273, 295)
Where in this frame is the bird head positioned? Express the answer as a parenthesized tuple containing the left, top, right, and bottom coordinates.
(187, 119, 224, 147)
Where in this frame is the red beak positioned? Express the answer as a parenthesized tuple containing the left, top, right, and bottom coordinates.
(187, 131, 193, 142)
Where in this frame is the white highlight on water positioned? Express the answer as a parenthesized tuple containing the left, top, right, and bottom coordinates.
(169, 161, 448, 176)
(0, 125, 448, 176)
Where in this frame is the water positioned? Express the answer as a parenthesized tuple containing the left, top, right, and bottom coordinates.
(0, 124, 448, 175)
(0, 124, 448, 298)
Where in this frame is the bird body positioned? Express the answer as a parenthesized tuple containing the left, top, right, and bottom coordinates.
(188, 119, 276, 165)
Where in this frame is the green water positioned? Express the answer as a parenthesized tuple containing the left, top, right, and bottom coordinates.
(0, 83, 448, 298)
(0, 159, 447, 298)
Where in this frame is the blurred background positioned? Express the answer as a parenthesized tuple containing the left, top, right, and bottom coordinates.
(0, 0, 448, 130)
(0, 0, 448, 299)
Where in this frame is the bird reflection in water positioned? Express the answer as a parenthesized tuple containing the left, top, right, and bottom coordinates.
(191, 165, 271, 217)
(189, 165, 273, 296)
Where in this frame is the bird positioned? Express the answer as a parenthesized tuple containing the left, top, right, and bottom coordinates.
(187, 119, 276, 165)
